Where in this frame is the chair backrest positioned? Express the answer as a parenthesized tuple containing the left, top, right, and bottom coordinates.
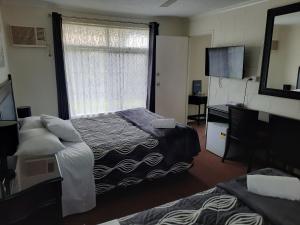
(228, 105, 259, 141)
(269, 114, 300, 169)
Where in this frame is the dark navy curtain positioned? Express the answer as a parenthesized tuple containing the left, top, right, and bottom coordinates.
(52, 12, 70, 119)
(146, 22, 159, 113)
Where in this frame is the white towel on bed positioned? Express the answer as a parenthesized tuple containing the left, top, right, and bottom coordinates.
(247, 175, 300, 201)
(151, 118, 176, 128)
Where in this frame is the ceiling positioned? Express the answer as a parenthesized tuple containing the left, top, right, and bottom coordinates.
(39, 0, 257, 17)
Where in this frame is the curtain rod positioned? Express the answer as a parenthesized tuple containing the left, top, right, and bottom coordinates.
(48, 13, 149, 26)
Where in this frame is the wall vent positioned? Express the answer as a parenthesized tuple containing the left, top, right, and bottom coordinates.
(10, 25, 47, 47)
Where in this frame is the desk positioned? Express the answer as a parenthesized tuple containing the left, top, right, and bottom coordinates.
(207, 104, 269, 124)
(207, 105, 300, 172)
(206, 104, 268, 158)
(207, 105, 229, 122)
(188, 94, 208, 123)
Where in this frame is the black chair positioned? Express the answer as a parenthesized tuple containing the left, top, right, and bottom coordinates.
(268, 115, 300, 172)
(222, 105, 266, 172)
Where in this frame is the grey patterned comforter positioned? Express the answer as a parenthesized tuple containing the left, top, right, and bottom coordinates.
(110, 168, 299, 225)
(71, 108, 200, 195)
(117, 187, 264, 225)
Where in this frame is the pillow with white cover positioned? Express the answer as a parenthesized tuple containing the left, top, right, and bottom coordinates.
(20, 116, 44, 131)
(151, 118, 176, 128)
(41, 114, 81, 142)
(247, 174, 300, 201)
(16, 128, 65, 157)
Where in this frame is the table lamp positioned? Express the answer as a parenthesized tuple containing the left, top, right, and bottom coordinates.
(17, 106, 31, 118)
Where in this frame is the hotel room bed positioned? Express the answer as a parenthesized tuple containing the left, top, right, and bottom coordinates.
(71, 108, 200, 195)
(100, 168, 300, 225)
(1, 76, 200, 216)
(16, 107, 200, 217)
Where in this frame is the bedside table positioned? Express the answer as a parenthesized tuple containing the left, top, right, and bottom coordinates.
(0, 155, 63, 225)
(14, 155, 61, 192)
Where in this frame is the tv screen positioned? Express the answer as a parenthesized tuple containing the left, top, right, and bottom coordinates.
(205, 46, 245, 79)
(0, 79, 17, 121)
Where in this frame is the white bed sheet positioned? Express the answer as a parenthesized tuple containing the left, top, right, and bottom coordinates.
(57, 141, 96, 217)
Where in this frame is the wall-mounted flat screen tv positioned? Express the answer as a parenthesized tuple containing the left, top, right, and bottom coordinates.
(205, 46, 245, 79)
(0, 78, 17, 121)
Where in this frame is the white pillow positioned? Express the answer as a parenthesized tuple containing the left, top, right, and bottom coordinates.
(41, 114, 82, 142)
(20, 116, 43, 131)
(247, 175, 300, 201)
(16, 128, 65, 157)
(151, 118, 176, 128)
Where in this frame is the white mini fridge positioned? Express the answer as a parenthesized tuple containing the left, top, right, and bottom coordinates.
(206, 122, 228, 157)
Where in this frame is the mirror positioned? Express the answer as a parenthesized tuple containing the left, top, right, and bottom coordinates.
(268, 12, 300, 91)
(259, 2, 300, 100)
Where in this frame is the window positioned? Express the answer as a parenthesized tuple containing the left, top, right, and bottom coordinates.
(62, 22, 149, 118)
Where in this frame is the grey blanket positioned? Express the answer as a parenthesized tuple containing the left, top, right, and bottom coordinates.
(115, 168, 299, 225)
(218, 168, 300, 225)
(117, 108, 200, 165)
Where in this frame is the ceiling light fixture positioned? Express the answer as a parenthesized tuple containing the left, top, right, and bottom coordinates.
(160, 0, 178, 7)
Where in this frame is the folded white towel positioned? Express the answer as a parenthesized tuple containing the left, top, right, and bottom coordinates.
(247, 174, 300, 201)
(151, 118, 176, 129)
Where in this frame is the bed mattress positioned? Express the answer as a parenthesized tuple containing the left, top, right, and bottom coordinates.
(100, 168, 300, 225)
(71, 108, 200, 195)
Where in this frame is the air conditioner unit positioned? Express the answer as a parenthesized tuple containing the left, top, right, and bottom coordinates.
(10, 25, 47, 47)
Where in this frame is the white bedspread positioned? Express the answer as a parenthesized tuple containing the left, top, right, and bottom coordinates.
(57, 141, 96, 217)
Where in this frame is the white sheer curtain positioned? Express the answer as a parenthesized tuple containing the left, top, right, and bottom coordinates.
(62, 21, 149, 118)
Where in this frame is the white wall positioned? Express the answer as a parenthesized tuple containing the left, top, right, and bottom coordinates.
(0, 5, 9, 83)
(268, 24, 300, 90)
(279, 25, 300, 89)
(187, 35, 211, 115)
(188, 35, 211, 95)
(267, 25, 285, 89)
(189, 0, 300, 120)
(1, 0, 188, 116)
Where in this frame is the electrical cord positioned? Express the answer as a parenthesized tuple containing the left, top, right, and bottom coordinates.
(218, 77, 223, 88)
(242, 77, 253, 106)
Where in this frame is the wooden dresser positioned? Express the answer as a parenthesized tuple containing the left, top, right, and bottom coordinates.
(0, 156, 63, 225)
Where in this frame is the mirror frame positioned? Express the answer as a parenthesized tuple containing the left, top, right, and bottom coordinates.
(259, 2, 300, 100)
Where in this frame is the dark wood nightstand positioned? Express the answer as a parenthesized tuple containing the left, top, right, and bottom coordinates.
(187, 94, 208, 123)
(0, 156, 63, 225)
